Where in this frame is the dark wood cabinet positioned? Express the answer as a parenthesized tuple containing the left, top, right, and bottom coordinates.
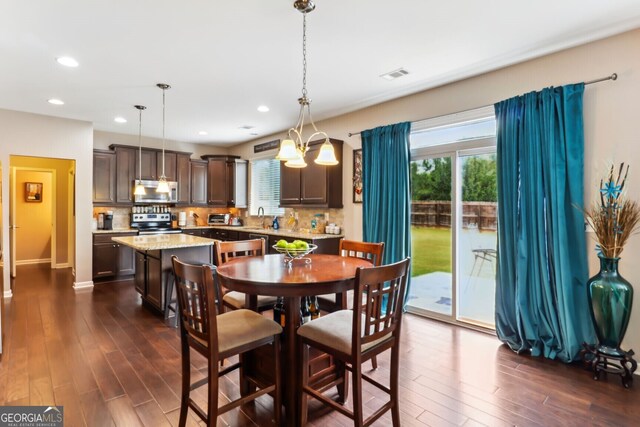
(279, 139, 343, 208)
(146, 254, 163, 310)
(134, 251, 146, 294)
(201, 155, 248, 207)
(139, 149, 157, 180)
(93, 150, 116, 204)
(266, 234, 340, 255)
(92, 232, 137, 280)
(157, 151, 177, 181)
(190, 160, 208, 205)
(114, 146, 136, 204)
(206, 157, 227, 206)
(176, 153, 191, 204)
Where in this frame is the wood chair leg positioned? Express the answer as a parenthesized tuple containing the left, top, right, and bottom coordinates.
(371, 356, 378, 370)
(207, 355, 219, 425)
(336, 359, 349, 405)
(299, 343, 309, 426)
(390, 344, 401, 426)
(273, 337, 282, 426)
(179, 335, 190, 427)
(352, 362, 363, 426)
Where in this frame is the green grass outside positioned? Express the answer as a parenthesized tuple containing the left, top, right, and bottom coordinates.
(411, 226, 452, 277)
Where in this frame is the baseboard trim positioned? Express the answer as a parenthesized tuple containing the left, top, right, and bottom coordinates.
(3, 290, 13, 299)
(55, 263, 70, 269)
(73, 281, 94, 291)
(15, 259, 51, 266)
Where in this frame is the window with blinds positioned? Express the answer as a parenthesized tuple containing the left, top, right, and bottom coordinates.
(249, 158, 285, 216)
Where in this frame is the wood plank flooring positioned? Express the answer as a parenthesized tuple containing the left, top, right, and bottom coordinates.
(1, 264, 639, 426)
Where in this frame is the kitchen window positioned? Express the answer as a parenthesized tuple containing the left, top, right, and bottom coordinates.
(249, 158, 285, 216)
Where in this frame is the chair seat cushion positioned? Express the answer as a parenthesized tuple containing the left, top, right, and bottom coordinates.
(216, 309, 282, 354)
(297, 310, 390, 355)
(223, 291, 277, 309)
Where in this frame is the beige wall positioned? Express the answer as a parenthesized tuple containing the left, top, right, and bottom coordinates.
(15, 170, 52, 262)
(229, 29, 640, 356)
(93, 130, 228, 159)
(11, 156, 74, 266)
(0, 109, 93, 292)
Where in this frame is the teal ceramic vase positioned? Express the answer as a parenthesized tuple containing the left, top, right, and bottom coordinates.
(587, 256, 634, 357)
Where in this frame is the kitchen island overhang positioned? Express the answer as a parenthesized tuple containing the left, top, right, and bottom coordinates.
(112, 233, 216, 316)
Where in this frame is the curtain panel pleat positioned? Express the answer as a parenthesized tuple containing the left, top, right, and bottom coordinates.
(362, 122, 412, 305)
(494, 83, 595, 362)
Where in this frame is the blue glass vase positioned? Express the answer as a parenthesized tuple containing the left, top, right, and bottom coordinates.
(587, 257, 634, 357)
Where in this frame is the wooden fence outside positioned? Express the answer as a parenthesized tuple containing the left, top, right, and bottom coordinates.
(411, 201, 497, 230)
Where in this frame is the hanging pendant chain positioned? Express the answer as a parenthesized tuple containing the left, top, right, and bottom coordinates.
(301, 13, 307, 99)
(161, 88, 166, 176)
(138, 108, 143, 181)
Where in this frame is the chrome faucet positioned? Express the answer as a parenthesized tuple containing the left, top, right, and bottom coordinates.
(257, 207, 266, 228)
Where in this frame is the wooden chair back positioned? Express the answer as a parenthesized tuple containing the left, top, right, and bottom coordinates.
(352, 258, 410, 354)
(215, 239, 266, 266)
(339, 239, 385, 266)
(171, 257, 220, 349)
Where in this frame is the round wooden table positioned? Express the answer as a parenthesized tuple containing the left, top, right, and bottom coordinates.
(216, 253, 372, 426)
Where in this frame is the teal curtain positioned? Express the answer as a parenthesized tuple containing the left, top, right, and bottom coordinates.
(495, 83, 595, 363)
(362, 122, 412, 305)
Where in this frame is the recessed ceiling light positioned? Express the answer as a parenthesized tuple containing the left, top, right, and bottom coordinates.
(114, 117, 127, 123)
(198, 131, 208, 136)
(56, 56, 79, 67)
(257, 105, 270, 113)
(47, 98, 64, 105)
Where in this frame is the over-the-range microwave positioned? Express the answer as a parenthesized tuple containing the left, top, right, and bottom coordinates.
(133, 180, 178, 204)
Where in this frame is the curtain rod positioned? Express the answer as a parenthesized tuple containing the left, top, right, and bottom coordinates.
(347, 72, 618, 137)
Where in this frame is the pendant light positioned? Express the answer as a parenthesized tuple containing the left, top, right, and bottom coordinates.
(156, 83, 171, 193)
(133, 105, 147, 196)
(276, 0, 339, 168)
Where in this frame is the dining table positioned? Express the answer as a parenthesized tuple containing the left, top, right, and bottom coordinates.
(216, 253, 372, 426)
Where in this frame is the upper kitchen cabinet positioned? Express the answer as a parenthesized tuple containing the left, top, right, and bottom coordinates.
(114, 146, 136, 204)
(138, 148, 176, 181)
(190, 160, 208, 206)
(201, 155, 248, 208)
(93, 150, 116, 205)
(279, 138, 343, 208)
(176, 153, 191, 205)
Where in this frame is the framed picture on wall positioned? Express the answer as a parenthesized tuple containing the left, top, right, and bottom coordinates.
(25, 182, 43, 202)
(353, 149, 363, 203)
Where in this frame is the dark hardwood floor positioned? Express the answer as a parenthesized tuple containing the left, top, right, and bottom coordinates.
(1, 264, 639, 426)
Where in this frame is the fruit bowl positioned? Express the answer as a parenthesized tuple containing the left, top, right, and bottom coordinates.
(272, 243, 317, 267)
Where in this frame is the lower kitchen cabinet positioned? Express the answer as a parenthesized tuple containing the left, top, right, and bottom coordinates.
(93, 232, 137, 280)
(134, 246, 213, 313)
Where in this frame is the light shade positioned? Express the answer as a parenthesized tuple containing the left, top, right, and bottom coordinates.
(285, 149, 307, 168)
(276, 139, 298, 161)
(156, 177, 170, 193)
(314, 140, 339, 165)
(134, 182, 146, 196)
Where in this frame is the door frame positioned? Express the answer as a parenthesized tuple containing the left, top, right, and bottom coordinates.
(10, 166, 57, 276)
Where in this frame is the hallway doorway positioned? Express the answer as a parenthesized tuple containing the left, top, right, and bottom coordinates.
(9, 156, 75, 282)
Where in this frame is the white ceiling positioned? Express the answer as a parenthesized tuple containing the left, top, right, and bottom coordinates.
(2, 1, 640, 146)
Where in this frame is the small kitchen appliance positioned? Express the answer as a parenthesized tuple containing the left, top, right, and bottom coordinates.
(103, 214, 113, 230)
(131, 212, 182, 235)
(178, 211, 187, 227)
(207, 213, 230, 225)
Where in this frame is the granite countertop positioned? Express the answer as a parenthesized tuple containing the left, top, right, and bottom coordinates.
(112, 234, 216, 251)
(94, 225, 343, 240)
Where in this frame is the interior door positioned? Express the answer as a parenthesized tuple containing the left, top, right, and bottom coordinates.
(9, 168, 16, 278)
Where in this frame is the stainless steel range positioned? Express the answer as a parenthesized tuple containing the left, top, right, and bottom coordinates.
(131, 212, 182, 235)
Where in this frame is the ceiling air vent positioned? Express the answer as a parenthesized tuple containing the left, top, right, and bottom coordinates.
(238, 125, 255, 130)
(380, 68, 409, 81)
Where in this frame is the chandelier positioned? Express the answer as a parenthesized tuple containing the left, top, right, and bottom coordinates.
(156, 83, 171, 193)
(133, 104, 147, 196)
(276, 0, 338, 168)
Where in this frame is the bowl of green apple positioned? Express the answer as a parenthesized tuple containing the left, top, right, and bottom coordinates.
(272, 239, 317, 266)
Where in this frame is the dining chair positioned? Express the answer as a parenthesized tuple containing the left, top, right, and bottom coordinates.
(297, 257, 410, 426)
(318, 239, 385, 368)
(214, 239, 277, 312)
(171, 256, 282, 426)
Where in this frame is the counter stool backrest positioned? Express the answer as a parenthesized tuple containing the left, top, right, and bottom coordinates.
(339, 239, 385, 267)
(215, 239, 265, 266)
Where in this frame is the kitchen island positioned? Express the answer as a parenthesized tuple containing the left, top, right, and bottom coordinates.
(112, 234, 215, 314)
